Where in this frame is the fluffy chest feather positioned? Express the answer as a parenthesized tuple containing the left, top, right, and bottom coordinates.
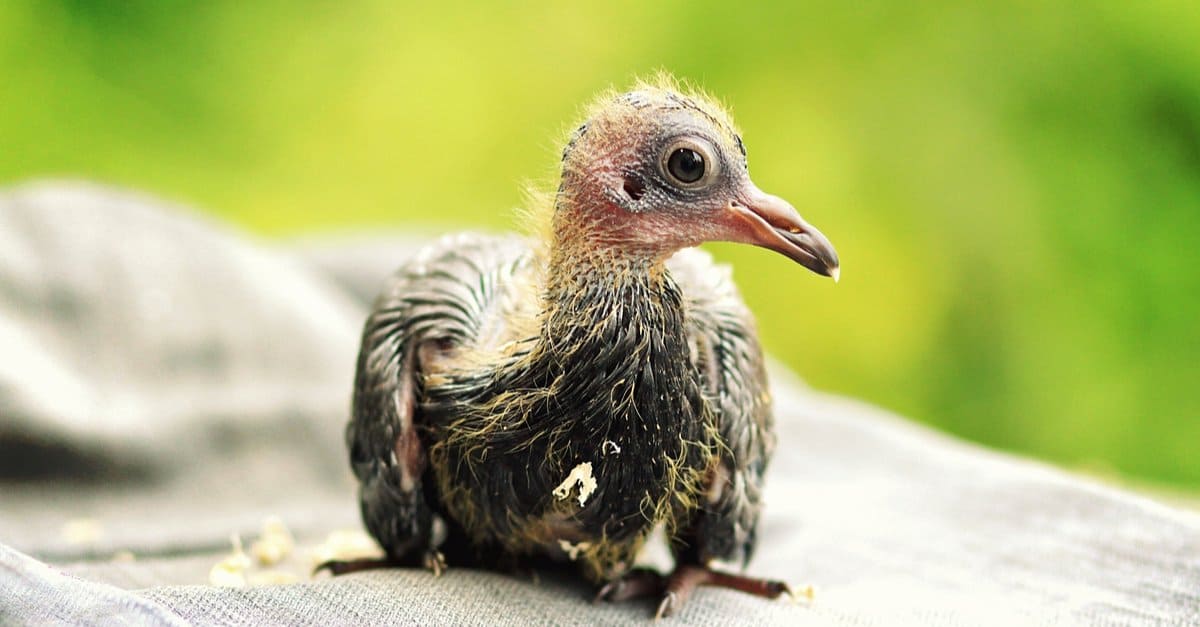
(423, 266, 718, 579)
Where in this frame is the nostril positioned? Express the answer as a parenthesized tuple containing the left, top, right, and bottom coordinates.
(622, 176, 646, 201)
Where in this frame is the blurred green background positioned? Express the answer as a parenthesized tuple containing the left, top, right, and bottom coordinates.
(2, 2, 1197, 490)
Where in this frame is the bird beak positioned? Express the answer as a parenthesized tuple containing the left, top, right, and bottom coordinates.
(721, 184, 841, 281)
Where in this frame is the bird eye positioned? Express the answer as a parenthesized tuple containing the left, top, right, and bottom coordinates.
(660, 138, 718, 189)
(667, 148, 705, 184)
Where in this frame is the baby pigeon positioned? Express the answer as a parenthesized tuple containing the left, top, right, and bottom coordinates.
(324, 78, 839, 619)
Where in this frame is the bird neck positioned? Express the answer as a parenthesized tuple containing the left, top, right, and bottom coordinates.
(537, 193, 691, 376)
(543, 199, 677, 334)
(541, 243, 678, 355)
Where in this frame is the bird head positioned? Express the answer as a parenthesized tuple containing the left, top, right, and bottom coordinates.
(553, 79, 839, 281)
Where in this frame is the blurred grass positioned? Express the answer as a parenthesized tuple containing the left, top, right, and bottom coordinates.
(2, 1, 1197, 488)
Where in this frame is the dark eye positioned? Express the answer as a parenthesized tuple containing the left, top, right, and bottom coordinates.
(667, 148, 705, 184)
(659, 138, 719, 189)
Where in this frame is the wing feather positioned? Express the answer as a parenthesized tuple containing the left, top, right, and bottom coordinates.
(348, 233, 529, 558)
(668, 248, 776, 565)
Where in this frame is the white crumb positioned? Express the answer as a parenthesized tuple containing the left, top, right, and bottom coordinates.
(209, 533, 252, 587)
(557, 539, 592, 561)
(552, 462, 598, 507)
(250, 516, 294, 566)
(248, 570, 300, 586)
(601, 440, 621, 455)
(309, 529, 383, 568)
(61, 518, 104, 546)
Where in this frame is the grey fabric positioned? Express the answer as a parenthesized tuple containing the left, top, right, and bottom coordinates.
(1, 181, 1197, 626)
(1, 545, 189, 626)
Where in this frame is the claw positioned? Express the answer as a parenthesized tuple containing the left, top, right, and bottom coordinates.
(423, 550, 447, 577)
(592, 581, 618, 604)
(654, 591, 679, 620)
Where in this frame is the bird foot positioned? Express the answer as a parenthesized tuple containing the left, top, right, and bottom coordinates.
(595, 564, 790, 619)
(314, 549, 446, 578)
(423, 549, 447, 577)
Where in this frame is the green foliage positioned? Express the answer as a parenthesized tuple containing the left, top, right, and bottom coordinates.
(2, 1, 1197, 486)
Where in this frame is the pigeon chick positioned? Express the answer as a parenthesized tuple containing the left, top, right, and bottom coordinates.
(324, 78, 839, 619)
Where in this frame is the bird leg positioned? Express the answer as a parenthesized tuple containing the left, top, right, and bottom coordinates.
(595, 564, 791, 619)
(315, 549, 446, 577)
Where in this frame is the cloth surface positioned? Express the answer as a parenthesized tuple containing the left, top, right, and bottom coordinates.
(0, 181, 1197, 626)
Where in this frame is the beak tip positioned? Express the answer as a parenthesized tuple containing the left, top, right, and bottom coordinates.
(830, 266, 840, 283)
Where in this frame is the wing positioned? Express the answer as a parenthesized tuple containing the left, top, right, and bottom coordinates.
(667, 248, 777, 567)
(347, 232, 531, 559)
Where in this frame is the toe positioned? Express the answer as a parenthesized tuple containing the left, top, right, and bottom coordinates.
(592, 581, 620, 604)
(654, 592, 679, 620)
(593, 568, 665, 604)
(424, 550, 447, 577)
